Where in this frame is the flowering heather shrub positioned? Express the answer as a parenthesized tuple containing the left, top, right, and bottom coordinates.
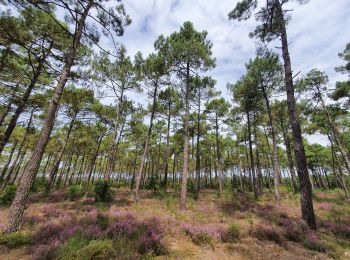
(317, 203, 333, 211)
(319, 220, 350, 239)
(33, 223, 65, 244)
(60, 224, 82, 239)
(278, 219, 304, 242)
(32, 241, 60, 260)
(42, 204, 62, 218)
(109, 207, 136, 220)
(138, 229, 166, 255)
(303, 231, 327, 252)
(79, 208, 98, 224)
(250, 223, 282, 243)
(23, 215, 45, 226)
(182, 223, 225, 244)
(81, 225, 104, 239)
(137, 218, 166, 255)
(106, 218, 138, 238)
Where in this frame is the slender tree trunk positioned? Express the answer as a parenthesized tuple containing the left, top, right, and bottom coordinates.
(261, 86, 280, 204)
(195, 88, 201, 196)
(277, 0, 316, 229)
(215, 114, 224, 194)
(0, 85, 18, 128)
(253, 126, 263, 195)
(46, 116, 76, 192)
(4, 1, 93, 233)
(180, 62, 190, 210)
(246, 111, 258, 199)
(163, 107, 171, 191)
(0, 44, 53, 156)
(0, 140, 18, 184)
(86, 133, 104, 188)
(134, 81, 159, 202)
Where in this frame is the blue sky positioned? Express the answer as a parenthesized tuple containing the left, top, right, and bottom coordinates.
(117, 0, 349, 95)
(109, 0, 349, 144)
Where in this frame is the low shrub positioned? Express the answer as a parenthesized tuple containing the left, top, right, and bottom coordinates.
(0, 231, 32, 248)
(94, 180, 112, 202)
(278, 219, 304, 242)
(68, 185, 83, 201)
(319, 220, 350, 239)
(146, 174, 160, 194)
(33, 222, 65, 244)
(31, 178, 48, 192)
(42, 204, 63, 218)
(182, 223, 225, 244)
(302, 231, 327, 252)
(106, 218, 138, 238)
(0, 184, 17, 205)
(250, 223, 282, 243)
(222, 223, 241, 242)
(77, 240, 117, 260)
(96, 212, 110, 230)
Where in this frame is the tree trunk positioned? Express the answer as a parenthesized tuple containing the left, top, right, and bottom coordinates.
(180, 62, 190, 210)
(0, 43, 52, 156)
(163, 106, 171, 191)
(134, 81, 159, 202)
(246, 111, 258, 199)
(277, 0, 316, 229)
(261, 86, 280, 204)
(4, 1, 93, 233)
(0, 140, 18, 184)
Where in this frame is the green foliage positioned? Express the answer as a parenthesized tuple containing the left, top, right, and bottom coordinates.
(94, 180, 112, 202)
(0, 231, 32, 248)
(223, 223, 241, 242)
(68, 185, 84, 201)
(76, 240, 117, 260)
(0, 184, 17, 205)
(31, 178, 48, 192)
(97, 213, 110, 230)
(186, 178, 196, 198)
(146, 174, 160, 194)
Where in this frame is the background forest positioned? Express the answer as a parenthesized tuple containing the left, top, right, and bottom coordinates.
(0, 0, 349, 259)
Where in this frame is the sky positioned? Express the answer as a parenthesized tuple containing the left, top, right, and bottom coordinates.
(104, 0, 349, 145)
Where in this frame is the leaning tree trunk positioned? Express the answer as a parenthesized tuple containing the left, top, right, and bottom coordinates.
(3, 1, 93, 233)
(0, 43, 52, 156)
(0, 85, 18, 128)
(0, 140, 18, 184)
(277, 0, 316, 229)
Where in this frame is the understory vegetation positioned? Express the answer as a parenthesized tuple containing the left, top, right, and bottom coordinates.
(0, 0, 350, 259)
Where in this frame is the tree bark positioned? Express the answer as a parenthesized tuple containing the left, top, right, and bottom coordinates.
(134, 80, 159, 202)
(0, 43, 52, 156)
(261, 86, 280, 204)
(180, 62, 190, 210)
(277, 0, 316, 229)
(4, 1, 93, 233)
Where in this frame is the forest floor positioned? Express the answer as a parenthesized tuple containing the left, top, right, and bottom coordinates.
(0, 187, 349, 259)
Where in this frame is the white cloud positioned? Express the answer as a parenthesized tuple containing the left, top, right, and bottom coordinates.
(117, 0, 349, 98)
